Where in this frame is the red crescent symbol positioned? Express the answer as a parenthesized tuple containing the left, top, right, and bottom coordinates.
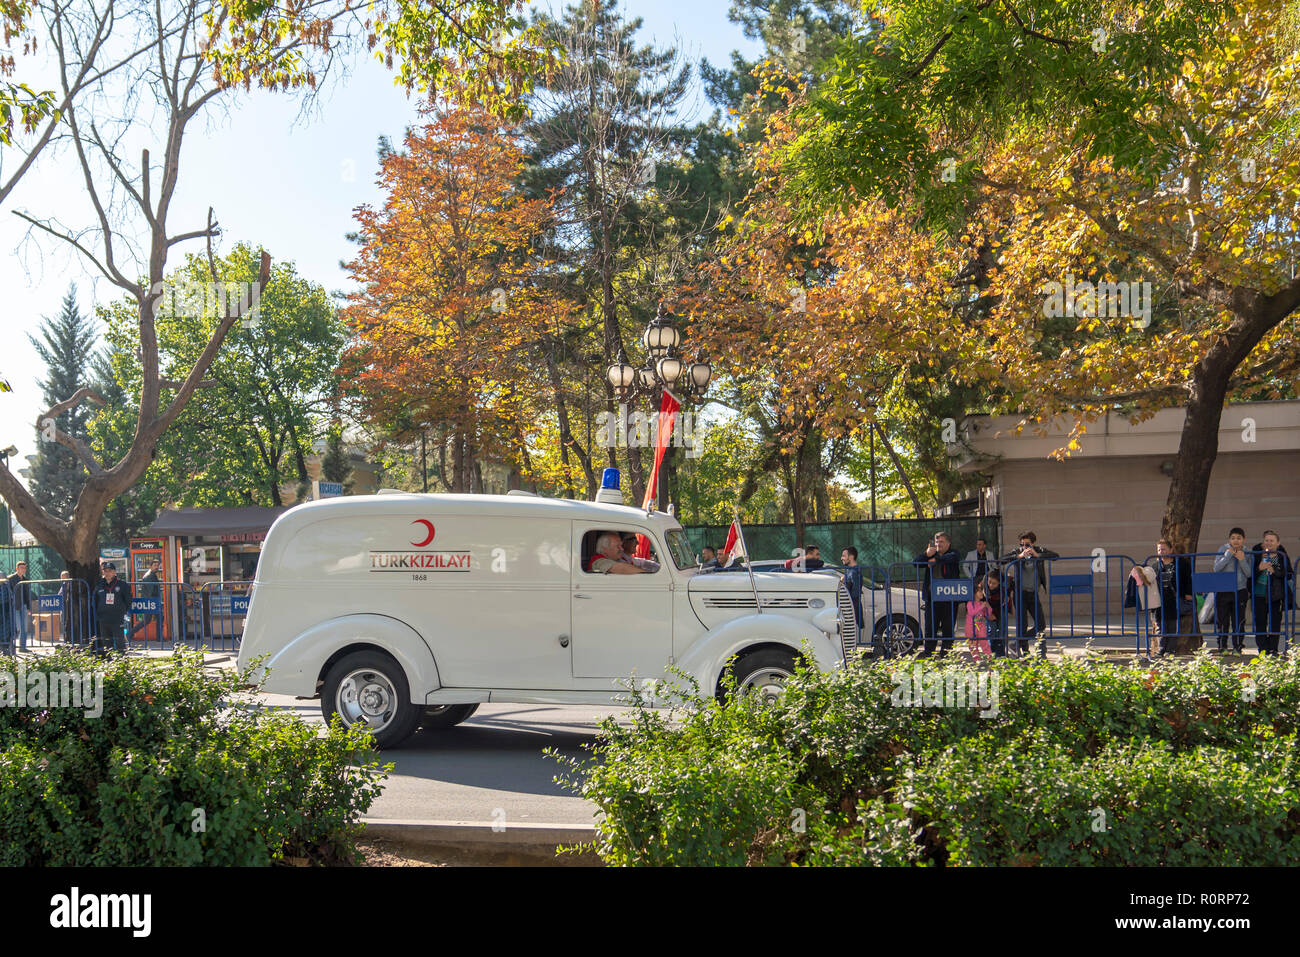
(410, 519, 436, 547)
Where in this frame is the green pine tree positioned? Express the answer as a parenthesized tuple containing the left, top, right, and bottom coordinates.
(27, 286, 97, 520)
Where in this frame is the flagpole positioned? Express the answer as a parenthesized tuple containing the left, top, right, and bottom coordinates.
(734, 511, 763, 615)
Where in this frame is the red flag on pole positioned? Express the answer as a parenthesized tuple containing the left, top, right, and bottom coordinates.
(636, 391, 681, 559)
(721, 520, 740, 566)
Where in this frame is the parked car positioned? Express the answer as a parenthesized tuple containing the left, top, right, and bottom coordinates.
(238, 488, 854, 747)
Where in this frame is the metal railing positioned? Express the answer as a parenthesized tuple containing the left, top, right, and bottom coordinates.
(875, 550, 1295, 658)
(0, 578, 245, 655)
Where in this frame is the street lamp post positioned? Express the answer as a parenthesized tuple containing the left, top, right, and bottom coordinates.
(605, 304, 712, 512)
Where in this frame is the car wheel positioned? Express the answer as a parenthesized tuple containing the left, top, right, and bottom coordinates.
(720, 648, 800, 706)
(874, 614, 921, 656)
(321, 650, 421, 749)
(420, 703, 479, 730)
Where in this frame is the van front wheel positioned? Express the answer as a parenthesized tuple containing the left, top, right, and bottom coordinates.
(719, 649, 800, 706)
(322, 651, 421, 749)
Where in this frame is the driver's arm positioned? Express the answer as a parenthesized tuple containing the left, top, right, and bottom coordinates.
(607, 562, 645, 575)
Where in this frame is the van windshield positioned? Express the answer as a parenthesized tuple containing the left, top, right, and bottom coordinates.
(664, 528, 698, 569)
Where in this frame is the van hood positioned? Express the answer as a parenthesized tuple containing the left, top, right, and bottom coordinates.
(687, 570, 839, 593)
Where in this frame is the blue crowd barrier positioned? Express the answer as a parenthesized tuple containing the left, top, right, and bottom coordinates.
(2, 577, 94, 652)
(198, 580, 254, 653)
(877, 549, 1295, 658)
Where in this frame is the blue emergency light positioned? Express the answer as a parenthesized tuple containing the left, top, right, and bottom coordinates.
(595, 468, 623, 504)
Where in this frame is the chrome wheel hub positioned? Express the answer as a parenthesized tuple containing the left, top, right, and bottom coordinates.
(337, 669, 397, 731)
(740, 667, 793, 706)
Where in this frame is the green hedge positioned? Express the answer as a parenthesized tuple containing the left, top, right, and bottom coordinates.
(0, 649, 388, 865)
(558, 652, 1300, 865)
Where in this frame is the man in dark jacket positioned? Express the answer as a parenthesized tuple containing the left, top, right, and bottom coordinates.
(915, 531, 962, 658)
(92, 563, 133, 657)
(5, 560, 32, 653)
(1250, 531, 1292, 656)
(840, 546, 864, 635)
(1001, 531, 1060, 656)
(1150, 539, 1195, 655)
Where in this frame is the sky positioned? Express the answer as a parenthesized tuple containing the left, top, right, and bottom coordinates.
(0, 0, 764, 500)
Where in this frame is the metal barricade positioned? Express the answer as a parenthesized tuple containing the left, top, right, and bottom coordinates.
(121, 581, 199, 652)
(24, 577, 95, 650)
(1021, 554, 1146, 654)
(1136, 550, 1295, 657)
(197, 581, 254, 653)
(1, 576, 95, 653)
(880, 560, 964, 657)
(881, 553, 1156, 657)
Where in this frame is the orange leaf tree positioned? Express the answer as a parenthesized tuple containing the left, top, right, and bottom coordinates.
(700, 0, 1300, 551)
(342, 97, 575, 492)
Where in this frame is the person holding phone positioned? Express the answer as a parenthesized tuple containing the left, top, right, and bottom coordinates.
(1250, 531, 1292, 655)
(1212, 528, 1251, 653)
(915, 531, 962, 658)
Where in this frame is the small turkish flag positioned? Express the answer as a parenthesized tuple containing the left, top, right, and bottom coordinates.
(721, 520, 740, 566)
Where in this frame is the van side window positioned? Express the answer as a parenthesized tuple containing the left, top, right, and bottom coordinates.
(581, 529, 660, 574)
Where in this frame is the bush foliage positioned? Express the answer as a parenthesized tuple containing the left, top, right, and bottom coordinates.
(0, 649, 388, 865)
(557, 651, 1300, 865)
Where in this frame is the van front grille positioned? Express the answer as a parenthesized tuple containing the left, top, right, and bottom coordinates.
(837, 582, 857, 660)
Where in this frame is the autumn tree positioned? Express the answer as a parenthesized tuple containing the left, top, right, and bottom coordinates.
(0, 0, 554, 585)
(774, 0, 1300, 552)
(342, 97, 567, 493)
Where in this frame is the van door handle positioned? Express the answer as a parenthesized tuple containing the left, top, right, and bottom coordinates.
(573, 593, 591, 599)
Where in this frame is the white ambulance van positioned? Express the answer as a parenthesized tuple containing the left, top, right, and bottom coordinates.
(237, 481, 854, 747)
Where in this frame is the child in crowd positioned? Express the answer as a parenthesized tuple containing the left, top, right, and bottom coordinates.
(983, 569, 1006, 657)
(965, 581, 993, 662)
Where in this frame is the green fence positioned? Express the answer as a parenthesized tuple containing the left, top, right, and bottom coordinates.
(681, 516, 1002, 571)
(0, 544, 65, 582)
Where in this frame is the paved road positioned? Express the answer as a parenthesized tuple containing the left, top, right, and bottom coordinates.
(258, 693, 628, 826)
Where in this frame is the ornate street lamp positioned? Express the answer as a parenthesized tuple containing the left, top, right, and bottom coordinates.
(606, 346, 636, 401)
(642, 303, 680, 359)
(655, 346, 685, 389)
(688, 355, 713, 394)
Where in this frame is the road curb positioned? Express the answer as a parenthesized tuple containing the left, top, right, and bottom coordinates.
(361, 819, 599, 863)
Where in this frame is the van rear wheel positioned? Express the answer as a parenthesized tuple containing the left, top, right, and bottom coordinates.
(322, 651, 421, 749)
(421, 703, 479, 730)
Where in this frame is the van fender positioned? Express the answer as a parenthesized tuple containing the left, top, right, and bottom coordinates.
(675, 613, 843, 692)
(250, 613, 441, 702)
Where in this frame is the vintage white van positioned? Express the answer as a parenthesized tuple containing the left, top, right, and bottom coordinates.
(237, 487, 856, 747)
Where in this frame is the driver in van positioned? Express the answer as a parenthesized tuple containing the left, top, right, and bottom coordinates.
(620, 533, 661, 572)
(590, 532, 649, 575)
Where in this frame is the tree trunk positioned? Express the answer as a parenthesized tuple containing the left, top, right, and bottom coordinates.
(64, 557, 99, 644)
(1160, 367, 1230, 555)
(875, 423, 926, 518)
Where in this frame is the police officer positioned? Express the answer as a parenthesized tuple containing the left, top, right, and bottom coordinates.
(92, 562, 132, 657)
